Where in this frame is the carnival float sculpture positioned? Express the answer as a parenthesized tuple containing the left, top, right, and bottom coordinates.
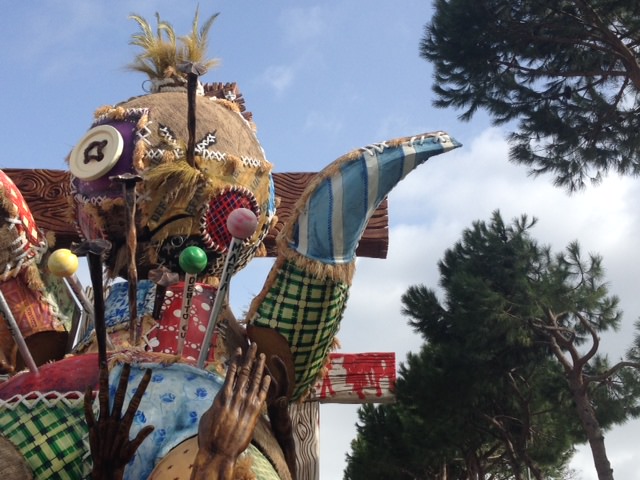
(0, 10, 460, 480)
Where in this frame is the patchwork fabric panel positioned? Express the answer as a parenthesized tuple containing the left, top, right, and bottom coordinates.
(105, 362, 225, 480)
(103, 280, 156, 329)
(0, 270, 67, 359)
(0, 396, 89, 479)
(147, 282, 218, 362)
(244, 443, 281, 479)
(148, 436, 280, 480)
(75, 279, 156, 350)
(0, 170, 46, 280)
(251, 260, 349, 399)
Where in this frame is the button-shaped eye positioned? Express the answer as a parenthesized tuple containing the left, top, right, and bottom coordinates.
(69, 125, 124, 181)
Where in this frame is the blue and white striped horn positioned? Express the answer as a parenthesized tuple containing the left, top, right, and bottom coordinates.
(284, 131, 460, 265)
(248, 131, 461, 399)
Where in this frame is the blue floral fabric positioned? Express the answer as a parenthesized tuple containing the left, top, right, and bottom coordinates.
(104, 280, 156, 328)
(106, 362, 224, 480)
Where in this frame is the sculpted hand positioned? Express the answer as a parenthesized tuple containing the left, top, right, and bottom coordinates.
(191, 342, 271, 479)
(84, 363, 154, 480)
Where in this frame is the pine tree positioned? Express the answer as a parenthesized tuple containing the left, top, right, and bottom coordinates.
(421, 0, 640, 191)
(345, 211, 640, 480)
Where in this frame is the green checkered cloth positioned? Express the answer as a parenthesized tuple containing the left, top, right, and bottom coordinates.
(0, 397, 90, 479)
(244, 444, 281, 479)
(252, 260, 349, 399)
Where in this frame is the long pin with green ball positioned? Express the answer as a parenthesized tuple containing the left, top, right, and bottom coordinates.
(177, 246, 208, 356)
(197, 208, 258, 368)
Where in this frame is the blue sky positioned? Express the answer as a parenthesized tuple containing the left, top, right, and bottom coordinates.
(2, 2, 640, 479)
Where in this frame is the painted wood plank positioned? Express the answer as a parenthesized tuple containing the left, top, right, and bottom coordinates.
(308, 352, 396, 404)
(290, 401, 320, 480)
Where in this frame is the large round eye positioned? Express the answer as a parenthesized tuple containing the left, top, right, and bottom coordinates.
(200, 188, 260, 253)
(69, 125, 124, 181)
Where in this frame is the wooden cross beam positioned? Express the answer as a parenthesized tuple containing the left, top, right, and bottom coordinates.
(2, 169, 389, 259)
(4, 168, 397, 480)
(291, 352, 396, 480)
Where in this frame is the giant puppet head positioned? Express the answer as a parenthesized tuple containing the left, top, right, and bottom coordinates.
(68, 11, 276, 282)
(69, 86, 276, 281)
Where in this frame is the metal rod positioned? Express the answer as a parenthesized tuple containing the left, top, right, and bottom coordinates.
(197, 237, 242, 368)
(64, 274, 95, 352)
(0, 290, 38, 373)
(186, 72, 197, 167)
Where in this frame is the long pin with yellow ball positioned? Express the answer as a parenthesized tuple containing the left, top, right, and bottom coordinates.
(197, 208, 258, 368)
(48, 248, 96, 351)
(177, 246, 208, 356)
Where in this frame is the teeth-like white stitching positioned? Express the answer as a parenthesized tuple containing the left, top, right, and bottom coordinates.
(195, 132, 217, 153)
(146, 149, 165, 160)
(0, 391, 86, 409)
(136, 123, 152, 145)
(360, 141, 388, 155)
(94, 107, 149, 125)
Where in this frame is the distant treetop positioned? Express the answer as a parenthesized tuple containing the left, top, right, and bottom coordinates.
(422, 0, 640, 191)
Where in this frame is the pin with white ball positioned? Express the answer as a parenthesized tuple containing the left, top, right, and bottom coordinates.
(177, 246, 208, 356)
(197, 207, 258, 368)
(48, 248, 95, 351)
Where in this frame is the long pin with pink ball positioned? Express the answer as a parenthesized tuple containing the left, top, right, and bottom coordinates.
(197, 208, 258, 368)
(0, 291, 38, 373)
(48, 248, 95, 351)
(176, 246, 208, 356)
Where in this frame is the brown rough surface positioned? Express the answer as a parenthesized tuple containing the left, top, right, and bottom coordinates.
(3, 169, 389, 258)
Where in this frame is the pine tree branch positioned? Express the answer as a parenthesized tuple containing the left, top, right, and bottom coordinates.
(492, 59, 628, 80)
(573, 311, 600, 368)
(533, 315, 573, 372)
(584, 361, 640, 385)
(574, 0, 640, 90)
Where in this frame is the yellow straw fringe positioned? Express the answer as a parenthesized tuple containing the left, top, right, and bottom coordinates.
(233, 457, 256, 480)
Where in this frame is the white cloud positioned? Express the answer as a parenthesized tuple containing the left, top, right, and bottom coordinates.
(304, 111, 344, 136)
(279, 6, 327, 45)
(253, 6, 333, 98)
(315, 126, 640, 479)
(260, 65, 296, 95)
(15, 2, 115, 77)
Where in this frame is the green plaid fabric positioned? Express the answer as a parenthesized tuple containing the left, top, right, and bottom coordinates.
(244, 444, 281, 479)
(252, 260, 349, 399)
(0, 398, 89, 479)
